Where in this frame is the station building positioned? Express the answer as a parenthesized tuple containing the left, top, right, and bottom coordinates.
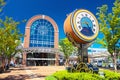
(22, 15, 59, 66)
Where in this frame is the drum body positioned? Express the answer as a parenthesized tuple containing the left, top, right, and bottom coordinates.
(64, 9, 99, 45)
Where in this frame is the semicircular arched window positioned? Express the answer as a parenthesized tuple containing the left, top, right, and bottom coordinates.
(29, 19, 54, 48)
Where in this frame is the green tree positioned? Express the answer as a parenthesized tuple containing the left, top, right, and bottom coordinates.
(96, 0, 120, 71)
(59, 38, 76, 66)
(0, 0, 6, 12)
(0, 17, 22, 70)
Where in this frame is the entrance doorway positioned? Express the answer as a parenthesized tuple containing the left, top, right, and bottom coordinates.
(26, 53, 55, 66)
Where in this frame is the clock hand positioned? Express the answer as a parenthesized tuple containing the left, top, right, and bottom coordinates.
(85, 22, 90, 28)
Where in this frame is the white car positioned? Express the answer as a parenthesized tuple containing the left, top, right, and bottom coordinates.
(108, 62, 114, 68)
(92, 61, 97, 66)
(97, 60, 102, 67)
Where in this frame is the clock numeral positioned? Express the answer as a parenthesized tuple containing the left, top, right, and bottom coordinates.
(78, 17, 81, 19)
(85, 14, 88, 17)
(77, 21, 80, 24)
(81, 14, 84, 17)
(92, 20, 94, 22)
(89, 16, 91, 18)
(93, 29, 95, 32)
(78, 26, 81, 29)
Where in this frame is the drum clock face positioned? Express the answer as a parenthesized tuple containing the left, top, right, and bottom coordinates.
(73, 10, 99, 38)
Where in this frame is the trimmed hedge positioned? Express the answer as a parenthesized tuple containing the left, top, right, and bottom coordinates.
(45, 75, 57, 80)
(45, 70, 120, 80)
(46, 70, 103, 80)
(103, 70, 120, 80)
(54, 71, 103, 80)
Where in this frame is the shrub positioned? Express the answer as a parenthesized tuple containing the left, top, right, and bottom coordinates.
(45, 70, 120, 80)
(45, 75, 57, 80)
(52, 70, 104, 80)
(103, 70, 120, 80)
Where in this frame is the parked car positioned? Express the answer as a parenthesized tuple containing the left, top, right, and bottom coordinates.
(87, 63, 99, 73)
(117, 60, 120, 69)
(108, 62, 114, 68)
(10, 60, 15, 67)
(97, 60, 103, 67)
(92, 61, 98, 66)
(107, 61, 114, 68)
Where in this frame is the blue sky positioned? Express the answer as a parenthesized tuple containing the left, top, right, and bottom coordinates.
(0, 0, 115, 47)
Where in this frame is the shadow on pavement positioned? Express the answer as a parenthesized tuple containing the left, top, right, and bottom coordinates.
(0, 74, 46, 80)
(10, 68, 38, 71)
(0, 70, 11, 74)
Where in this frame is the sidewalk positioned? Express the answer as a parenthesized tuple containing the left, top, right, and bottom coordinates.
(0, 66, 65, 80)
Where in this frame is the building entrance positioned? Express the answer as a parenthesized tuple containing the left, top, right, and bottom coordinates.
(26, 53, 55, 66)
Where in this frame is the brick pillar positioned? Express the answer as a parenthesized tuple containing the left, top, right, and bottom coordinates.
(55, 53, 59, 66)
(54, 30, 59, 66)
(22, 52, 26, 66)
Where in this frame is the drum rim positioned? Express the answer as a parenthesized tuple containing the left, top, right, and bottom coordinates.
(71, 9, 99, 42)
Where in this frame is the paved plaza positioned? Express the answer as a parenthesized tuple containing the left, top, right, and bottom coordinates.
(0, 66, 65, 80)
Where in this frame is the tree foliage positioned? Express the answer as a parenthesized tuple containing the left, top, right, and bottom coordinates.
(96, 0, 120, 71)
(59, 38, 75, 59)
(0, 0, 22, 71)
(96, 0, 120, 55)
(0, 17, 22, 59)
(0, 0, 6, 12)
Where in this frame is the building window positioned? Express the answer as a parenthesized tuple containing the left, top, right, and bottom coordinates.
(29, 19, 54, 48)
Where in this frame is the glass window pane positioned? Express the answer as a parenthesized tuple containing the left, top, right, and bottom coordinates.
(29, 19, 54, 48)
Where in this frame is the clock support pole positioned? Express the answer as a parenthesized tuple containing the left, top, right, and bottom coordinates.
(78, 44, 88, 63)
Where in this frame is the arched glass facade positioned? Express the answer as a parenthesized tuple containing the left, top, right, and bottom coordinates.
(29, 19, 54, 48)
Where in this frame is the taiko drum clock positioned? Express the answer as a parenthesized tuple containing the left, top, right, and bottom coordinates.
(64, 9, 99, 44)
